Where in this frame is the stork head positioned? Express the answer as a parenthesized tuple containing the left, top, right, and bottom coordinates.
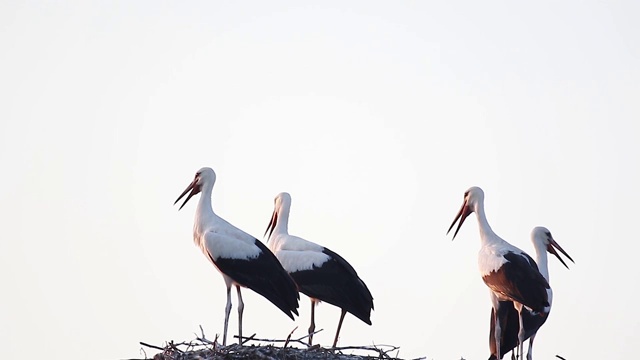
(264, 192, 292, 240)
(174, 167, 217, 210)
(447, 186, 484, 240)
(532, 226, 575, 269)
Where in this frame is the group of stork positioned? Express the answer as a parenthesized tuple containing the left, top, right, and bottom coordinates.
(447, 187, 574, 360)
(173, 167, 574, 360)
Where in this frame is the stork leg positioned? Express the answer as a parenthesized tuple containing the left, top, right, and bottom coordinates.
(493, 307, 502, 360)
(236, 285, 244, 345)
(518, 314, 525, 359)
(514, 303, 525, 360)
(332, 309, 347, 348)
(308, 300, 316, 346)
(490, 295, 503, 360)
(526, 333, 536, 360)
(223, 285, 232, 346)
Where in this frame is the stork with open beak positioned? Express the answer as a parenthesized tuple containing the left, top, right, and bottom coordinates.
(174, 167, 299, 345)
(447, 187, 551, 360)
(489, 226, 575, 360)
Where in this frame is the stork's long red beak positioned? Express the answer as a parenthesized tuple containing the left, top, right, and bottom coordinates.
(547, 238, 575, 269)
(174, 178, 201, 210)
(264, 210, 278, 241)
(447, 200, 472, 240)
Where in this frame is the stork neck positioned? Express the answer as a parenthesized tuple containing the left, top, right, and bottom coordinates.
(196, 185, 214, 215)
(194, 184, 215, 239)
(533, 242, 550, 282)
(274, 205, 290, 235)
(474, 202, 502, 246)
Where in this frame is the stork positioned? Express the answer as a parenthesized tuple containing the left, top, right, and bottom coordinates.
(489, 226, 574, 360)
(264, 192, 374, 347)
(447, 187, 550, 360)
(174, 167, 300, 346)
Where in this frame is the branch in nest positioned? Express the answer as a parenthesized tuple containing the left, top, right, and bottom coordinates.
(333, 344, 401, 359)
(283, 326, 298, 349)
(195, 324, 219, 349)
(140, 342, 165, 351)
(235, 328, 324, 347)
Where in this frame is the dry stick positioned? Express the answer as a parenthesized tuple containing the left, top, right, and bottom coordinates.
(375, 342, 394, 359)
(195, 325, 218, 347)
(333, 344, 401, 359)
(167, 340, 184, 354)
(238, 329, 324, 347)
(196, 337, 217, 346)
(373, 343, 393, 359)
(280, 326, 298, 360)
(333, 345, 400, 351)
(374, 344, 402, 354)
(292, 328, 323, 343)
(234, 333, 257, 345)
(283, 326, 298, 349)
(139, 341, 165, 351)
(182, 341, 194, 353)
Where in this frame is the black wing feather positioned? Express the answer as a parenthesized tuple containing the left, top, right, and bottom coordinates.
(289, 247, 374, 325)
(209, 239, 300, 319)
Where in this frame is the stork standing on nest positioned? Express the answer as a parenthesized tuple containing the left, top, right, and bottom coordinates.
(489, 226, 574, 360)
(447, 187, 551, 359)
(174, 167, 300, 345)
(264, 192, 374, 347)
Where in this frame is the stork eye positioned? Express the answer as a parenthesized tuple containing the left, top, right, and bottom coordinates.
(464, 191, 469, 198)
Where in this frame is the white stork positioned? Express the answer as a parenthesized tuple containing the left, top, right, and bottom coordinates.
(447, 187, 551, 360)
(264, 192, 374, 347)
(489, 226, 574, 360)
(174, 167, 300, 345)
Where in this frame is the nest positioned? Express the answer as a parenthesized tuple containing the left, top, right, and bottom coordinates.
(133, 327, 412, 360)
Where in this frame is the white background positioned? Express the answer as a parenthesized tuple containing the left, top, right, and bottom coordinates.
(1, 1, 638, 359)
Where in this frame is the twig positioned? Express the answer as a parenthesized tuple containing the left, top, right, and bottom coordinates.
(333, 344, 401, 359)
(333, 345, 400, 352)
(237, 329, 324, 347)
(556, 356, 567, 360)
(235, 333, 257, 345)
(139, 342, 165, 351)
(195, 325, 218, 347)
(295, 329, 323, 342)
(167, 341, 184, 354)
(368, 343, 387, 359)
(283, 326, 298, 349)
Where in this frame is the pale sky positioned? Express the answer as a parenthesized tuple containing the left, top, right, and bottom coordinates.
(1, 1, 639, 359)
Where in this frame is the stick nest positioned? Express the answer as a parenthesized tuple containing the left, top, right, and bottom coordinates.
(134, 327, 413, 360)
